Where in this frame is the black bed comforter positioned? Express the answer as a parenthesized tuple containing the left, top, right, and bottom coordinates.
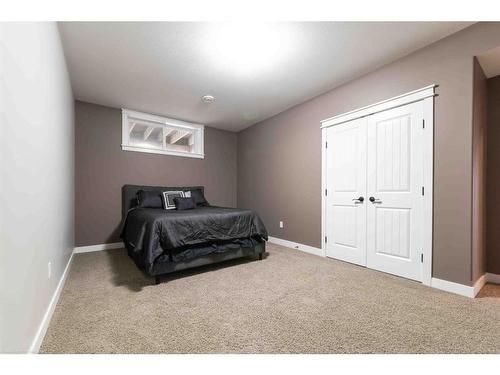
(120, 206, 268, 271)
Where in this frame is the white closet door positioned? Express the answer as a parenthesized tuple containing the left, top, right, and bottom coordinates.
(366, 101, 424, 281)
(325, 118, 367, 266)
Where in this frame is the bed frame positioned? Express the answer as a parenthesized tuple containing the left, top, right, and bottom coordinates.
(122, 184, 266, 284)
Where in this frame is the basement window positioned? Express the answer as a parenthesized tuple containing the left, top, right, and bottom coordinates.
(121, 109, 204, 159)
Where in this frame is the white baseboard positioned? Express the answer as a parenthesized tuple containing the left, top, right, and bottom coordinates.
(74, 242, 124, 254)
(28, 242, 125, 353)
(431, 278, 475, 298)
(486, 272, 500, 284)
(268, 236, 324, 257)
(431, 275, 486, 298)
(29, 251, 74, 353)
(473, 274, 487, 297)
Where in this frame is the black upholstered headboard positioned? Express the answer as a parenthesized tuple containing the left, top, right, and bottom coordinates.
(122, 184, 205, 220)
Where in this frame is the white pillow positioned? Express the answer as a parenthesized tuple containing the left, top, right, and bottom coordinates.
(162, 191, 185, 210)
(184, 191, 191, 198)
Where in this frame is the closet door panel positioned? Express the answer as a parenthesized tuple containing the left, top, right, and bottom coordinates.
(366, 102, 424, 281)
(325, 118, 367, 266)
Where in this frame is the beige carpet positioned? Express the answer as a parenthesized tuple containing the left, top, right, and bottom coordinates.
(40, 243, 500, 353)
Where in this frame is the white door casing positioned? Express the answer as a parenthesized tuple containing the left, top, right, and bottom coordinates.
(321, 85, 435, 285)
(325, 118, 367, 266)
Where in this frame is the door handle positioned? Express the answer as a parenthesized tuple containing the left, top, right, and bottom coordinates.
(352, 196, 364, 203)
(369, 196, 382, 204)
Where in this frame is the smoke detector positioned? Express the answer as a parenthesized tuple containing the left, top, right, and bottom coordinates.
(202, 95, 215, 103)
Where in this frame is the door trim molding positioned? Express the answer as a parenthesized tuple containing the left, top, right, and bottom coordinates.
(421, 95, 434, 286)
(321, 85, 435, 286)
(321, 123, 327, 262)
(320, 85, 437, 128)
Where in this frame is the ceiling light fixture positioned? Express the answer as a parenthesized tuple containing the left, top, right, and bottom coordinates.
(201, 23, 298, 78)
(202, 95, 215, 103)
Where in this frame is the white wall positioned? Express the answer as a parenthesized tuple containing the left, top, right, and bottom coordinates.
(0, 23, 74, 353)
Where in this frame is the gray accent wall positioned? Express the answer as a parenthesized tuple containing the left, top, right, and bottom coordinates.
(75, 101, 237, 247)
(487, 75, 500, 275)
(472, 57, 488, 282)
(238, 22, 500, 286)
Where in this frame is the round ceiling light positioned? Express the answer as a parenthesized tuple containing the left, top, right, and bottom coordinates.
(202, 23, 298, 78)
(202, 95, 215, 103)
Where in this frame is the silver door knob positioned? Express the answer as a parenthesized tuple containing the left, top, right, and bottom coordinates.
(352, 196, 364, 203)
(369, 196, 382, 204)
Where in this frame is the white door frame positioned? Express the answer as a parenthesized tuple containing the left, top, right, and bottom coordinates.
(321, 85, 436, 286)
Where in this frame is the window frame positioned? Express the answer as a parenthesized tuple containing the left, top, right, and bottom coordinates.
(121, 108, 205, 159)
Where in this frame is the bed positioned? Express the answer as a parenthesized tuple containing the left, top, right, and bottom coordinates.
(120, 184, 268, 284)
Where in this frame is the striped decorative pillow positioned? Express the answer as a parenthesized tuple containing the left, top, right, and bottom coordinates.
(162, 191, 185, 210)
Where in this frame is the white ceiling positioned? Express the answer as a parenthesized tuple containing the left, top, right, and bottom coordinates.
(59, 22, 473, 132)
(477, 46, 500, 78)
